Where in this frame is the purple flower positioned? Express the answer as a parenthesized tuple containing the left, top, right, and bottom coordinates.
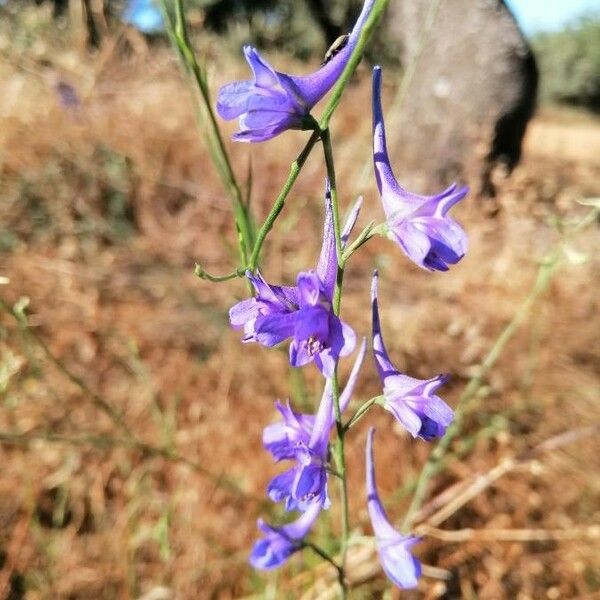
(55, 82, 81, 112)
(371, 271, 453, 441)
(372, 66, 468, 271)
(217, 0, 376, 142)
(366, 428, 421, 589)
(263, 337, 367, 461)
(229, 181, 356, 377)
(267, 378, 335, 512)
(249, 498, 323, 570)
(229, 271, 299, 343)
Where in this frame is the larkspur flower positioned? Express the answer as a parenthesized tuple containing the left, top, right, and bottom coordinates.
(122, 0, 164, 34)
(366, 428, 421, 589)
(229, 182, 357, 377)
(371, 271, 453, 441)
(267, 378, 335, 512)
(263, 337, 367, 462)
(372, 66, 468, 271)
(216, 0, 375, 142)
(249, 497, 323, 570)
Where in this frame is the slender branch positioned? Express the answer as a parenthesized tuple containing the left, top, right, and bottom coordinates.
(249, 127, 321, 271)
(162, 0, 254, 266)
(341, 222, 379, 264)
(1, 298, 132, 437)
(194, 264, 244, 282)
(321, 127, 350, 598)
(0, 298, 258, 504)
(319, 0, 392, 130)
(248, 0, 391, 272)
(320, 128, 345, 316)
(421, 424, 600, 529)
(344, 396, 382, 432)
(304, 541, 344, 579)
(402, 251, 561, 531)
(419, 524, 600, 543)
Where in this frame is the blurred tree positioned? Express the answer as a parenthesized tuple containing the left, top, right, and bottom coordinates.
(532, 15, 600, 111)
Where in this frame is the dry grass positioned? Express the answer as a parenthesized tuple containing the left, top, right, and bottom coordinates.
(1, 13, 600, 600)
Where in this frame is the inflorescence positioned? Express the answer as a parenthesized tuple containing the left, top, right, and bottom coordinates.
(214, 0, 469, 592)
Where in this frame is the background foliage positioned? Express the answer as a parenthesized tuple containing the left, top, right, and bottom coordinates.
(532, 14, 600, 110)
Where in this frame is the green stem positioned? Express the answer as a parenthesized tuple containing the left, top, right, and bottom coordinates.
(248, 127, 321, 271)
(341, 221, 380, 264)
(2, 298, 132, 438)
(0, 298, 259, 503)
(331, 375, 348, 598)
(401, 251, 561, 531)
(319, 0, 392, 130)
(194, 264, 244, 282)
(320, 128, 344, 314)
(248, 0, 390, 273)
(344, 396, 382, 432)
(304, 540, 344, 580)
(321, 127, 349, 598)
(163, 0, 254, 266)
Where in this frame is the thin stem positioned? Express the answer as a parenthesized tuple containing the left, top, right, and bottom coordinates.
(331, 375, 349, 598)
(194, 264, 244, 282)
(1, 298, 132, 438)
(304, 541, 344, 578)
(321, 127, 349, 599)
(163, 0, 254, 266)
(344, 396, 381, 432)
(0, 298, 258, 504)
(247, 0, 390, 272)
(319, 0, 392, 130)
(341, 221, 380, 264)
(248, 127, 321, 271)
(401, 251, 561, 531)
(320, 128, 344, 314)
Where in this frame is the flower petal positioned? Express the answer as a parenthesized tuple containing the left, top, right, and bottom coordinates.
(378, 540, 421, 589)
(229, 297, 258, 329)
(267, 468, 296, 504)
(308, 381, 334, 457)
(255, 312, 297, 347)
(366, 428, 422, 589)
(244, 46, 280, 88)
(341, 195, 363, 249)
(339, 337, 367, 414)
(371, 270, 398, 380)
(316, 179, 338, 299)
(249, 500, 323, 570)
(384, 399, 422, 438)
(366, 428, 404, 539)
(297, 271, 323, 308)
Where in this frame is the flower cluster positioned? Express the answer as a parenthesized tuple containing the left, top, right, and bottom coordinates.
(216, 1, 469, 592)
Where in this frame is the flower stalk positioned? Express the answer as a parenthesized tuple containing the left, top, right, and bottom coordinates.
(161, 0, 255, 266)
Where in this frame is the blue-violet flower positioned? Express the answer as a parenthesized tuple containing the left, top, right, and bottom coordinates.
(229, 182, 357, 377)
(267, 378, 335, 511)
(263, 337, 366, 462)
(366, 427, 421, 589)
(217, 0, 375, 142)
(366, 428, 421, 588)
(371, 271, 453, 441)
(249, 498, 323, 570)
(372, 66, 468, 271)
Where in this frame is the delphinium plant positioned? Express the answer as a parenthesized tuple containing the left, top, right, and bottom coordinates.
(163, 0, 469, 595)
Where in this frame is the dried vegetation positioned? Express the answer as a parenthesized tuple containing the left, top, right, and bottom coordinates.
(0, 10, 599, 599)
